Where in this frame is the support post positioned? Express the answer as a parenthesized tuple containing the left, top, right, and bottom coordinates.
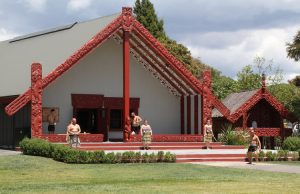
(122, 7, 133, 142)
(180, 96, 185, 134)
(242, 112, 247, 129)
(280, 115, 285, 142)
(194, 95, 199, 134)
(31, 63, 43, 138)
(187, 95, 191, 134)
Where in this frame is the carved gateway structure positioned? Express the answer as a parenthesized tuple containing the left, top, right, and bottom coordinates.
(0, 8, 232, 147)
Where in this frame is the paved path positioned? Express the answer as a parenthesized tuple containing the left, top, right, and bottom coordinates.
(195, 162, 300, 174)
(0, 149, 21, 156)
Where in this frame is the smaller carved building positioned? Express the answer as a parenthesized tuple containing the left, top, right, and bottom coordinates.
(212, 77, 295, 148)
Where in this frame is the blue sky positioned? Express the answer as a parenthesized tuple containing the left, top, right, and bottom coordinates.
(0, 0, 299, 81)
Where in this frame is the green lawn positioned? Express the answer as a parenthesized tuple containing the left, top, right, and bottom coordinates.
(0, 155, 300, 194)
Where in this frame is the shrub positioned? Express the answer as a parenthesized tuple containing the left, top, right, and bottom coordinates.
(20, 138, 52, 157)
(93, 151, 106, 163)
(157, 151, 164, 162)
(115, 153, 123, 163)
(266, 151, 275, 161)
(19, 138, 176, 164)
(282, 137, 300, 151)
(164, 152, 176, 162)
(142, 152, 150, 163)
(122, 151, 136, 163)
(103, 152, 116, 164)
(149, 153, 157, 163)
(219, 124, 248, 146)
(277, 150, 288, 161)
(290, 151, 299, 161)
(135, 152, 142, 163)
(258, 150, 265, 161)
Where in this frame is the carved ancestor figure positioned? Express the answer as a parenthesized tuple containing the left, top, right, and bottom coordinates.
(124, 117, 132, 142)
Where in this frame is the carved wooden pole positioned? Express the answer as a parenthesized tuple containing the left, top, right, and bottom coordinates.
(202, 70, 212, 135)
(31, 63, 43, 138)
(122, 7, 133, 142)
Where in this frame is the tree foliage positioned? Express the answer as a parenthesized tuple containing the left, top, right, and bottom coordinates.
(133, 0, 212, 78)
(287, 30, 300, 62)
(133, 0, 165, 39)
(289, 75, 300, 87)
(268, 83, 300, 120)
(212, 75, 239, 99)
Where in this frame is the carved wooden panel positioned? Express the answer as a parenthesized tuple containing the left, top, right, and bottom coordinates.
(41, 134, 104, 142)
(128, 134, 203, 142)
(104, 97, 140, 109)
(31, 63, 43, 137)
(71, 94, 104, 108)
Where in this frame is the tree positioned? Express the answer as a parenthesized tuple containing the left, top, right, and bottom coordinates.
(236, 57, 283, 91)
(212, 75, 239, 99)
(133, 0, 165, 39)
(289, 75, 300, 87)
(268, 83, 300, 120)
(236, 65, 261, 91)
(287, 30, 300, 62)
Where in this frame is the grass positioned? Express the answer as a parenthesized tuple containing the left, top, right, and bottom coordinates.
(0, 155, 300, 194)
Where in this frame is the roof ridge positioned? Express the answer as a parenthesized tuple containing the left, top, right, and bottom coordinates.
(6, 12, 121, 43)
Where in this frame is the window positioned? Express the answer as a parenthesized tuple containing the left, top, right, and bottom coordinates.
(110, 109, 122, 129)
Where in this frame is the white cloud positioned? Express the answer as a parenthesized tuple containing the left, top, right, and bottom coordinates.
(67, 0, 93, 12)
(23, 0, 48, 13)
(0, 28, 18, 41)
(182, 25, 300, 82)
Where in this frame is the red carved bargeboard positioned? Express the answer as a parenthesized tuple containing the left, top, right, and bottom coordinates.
(40, 134, 104, 142)
(128, 134, 203, 142)
(253, 128, 280, 137)
(235, 127, 281, 137)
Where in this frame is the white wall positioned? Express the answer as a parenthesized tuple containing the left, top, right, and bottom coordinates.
(42, 39, 180, 136)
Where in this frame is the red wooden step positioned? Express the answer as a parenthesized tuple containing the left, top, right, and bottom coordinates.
(176, 157, 246, 163)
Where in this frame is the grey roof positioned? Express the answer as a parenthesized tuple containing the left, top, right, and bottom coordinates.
(0, 13, 120, 96)
(212, 89, 259, 117)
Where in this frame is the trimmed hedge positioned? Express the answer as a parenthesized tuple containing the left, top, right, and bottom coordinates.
(19, 138, 176, 164)
(256, 149, 299, 161)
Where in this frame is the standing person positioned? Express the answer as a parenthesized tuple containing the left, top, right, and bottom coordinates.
(141, 120, 152, 150)
(247, 128, 261, 164)
(204, 119, 213, 149)
(66, 118, 81, 148)
(131, 112, 142, 134)
(47, 109, 57, 134)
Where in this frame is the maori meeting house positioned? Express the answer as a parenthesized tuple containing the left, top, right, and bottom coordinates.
(0, 7, 294, 149)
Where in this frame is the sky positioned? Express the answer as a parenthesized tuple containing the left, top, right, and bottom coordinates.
(0, 0, 300, 82)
